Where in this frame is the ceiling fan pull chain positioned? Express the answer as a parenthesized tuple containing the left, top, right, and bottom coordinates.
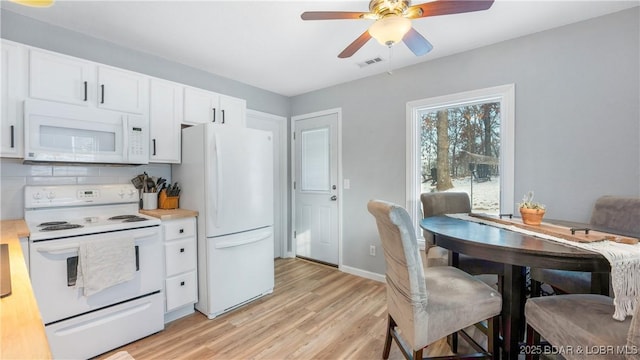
(387, 45, 394, 75)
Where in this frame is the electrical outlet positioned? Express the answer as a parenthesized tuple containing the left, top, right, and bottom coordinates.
(369, 245, 376, 256)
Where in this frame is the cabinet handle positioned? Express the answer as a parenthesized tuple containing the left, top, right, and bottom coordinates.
(100, 84, 105, 104)
(152, 139, 157, 156)
(179, 228, 184, 234)
(10, 125, 14, 148)
(222, 109, 225, 124)
(83, 81, 88, 101)
(180, 248, 185, 253)
(212, 108, 216, 123)
(180, 281, 185, 286)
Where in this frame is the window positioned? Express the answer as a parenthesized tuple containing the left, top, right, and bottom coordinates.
(406, 84, 515, 236)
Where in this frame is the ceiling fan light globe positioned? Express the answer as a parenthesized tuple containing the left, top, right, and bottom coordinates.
(8, 0, 54, 7)
(368, 15, 412, 46)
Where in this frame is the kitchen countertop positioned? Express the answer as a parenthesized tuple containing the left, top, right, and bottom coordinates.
(0, 220, 52, 359)
(139, 208, 198, 220)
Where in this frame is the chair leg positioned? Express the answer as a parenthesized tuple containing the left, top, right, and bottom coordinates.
(413, 348, 423, 360)
(450, 332, 458, 353)
(531, 279, 541, 298)
(488, 315, 500, 358)
(525, 324, 540, 360)
(383, 314, 395, 359)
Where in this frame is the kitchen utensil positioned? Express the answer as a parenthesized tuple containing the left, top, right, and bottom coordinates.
(130, 174, 144, 190)
(146, 177, 155, 193)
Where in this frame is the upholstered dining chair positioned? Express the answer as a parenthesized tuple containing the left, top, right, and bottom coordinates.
(420, 192, 504, 284)
(525, 293, 640, 360)
(367, 200, 502, 359)
(530, 196, 640, 296)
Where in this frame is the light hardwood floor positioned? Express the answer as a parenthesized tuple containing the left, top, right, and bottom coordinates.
(99, 258, 454, 360)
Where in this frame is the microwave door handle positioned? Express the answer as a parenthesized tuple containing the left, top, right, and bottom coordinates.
(123, 116, 129, 162)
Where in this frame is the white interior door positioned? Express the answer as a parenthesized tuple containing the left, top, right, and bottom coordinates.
(293, 110, 340, 265)
(246, 110, 288, 258)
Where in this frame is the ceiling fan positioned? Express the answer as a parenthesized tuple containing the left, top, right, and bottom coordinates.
(301, 0, 494, 58)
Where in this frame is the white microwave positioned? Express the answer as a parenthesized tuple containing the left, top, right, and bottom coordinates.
(24, 100, 149, 165)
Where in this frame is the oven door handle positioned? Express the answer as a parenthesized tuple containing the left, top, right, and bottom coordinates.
(37, 243, 79, 255)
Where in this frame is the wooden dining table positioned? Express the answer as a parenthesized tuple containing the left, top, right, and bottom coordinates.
(420, 215, 611, 360)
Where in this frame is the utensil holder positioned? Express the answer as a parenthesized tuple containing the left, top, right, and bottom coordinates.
(159, 190, 179, 209)
(142, 192, 158, 210)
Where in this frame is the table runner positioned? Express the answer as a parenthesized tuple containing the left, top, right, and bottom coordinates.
(446, 213, 640, 320)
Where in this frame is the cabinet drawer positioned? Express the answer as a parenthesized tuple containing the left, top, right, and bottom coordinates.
(165, 238, 196, 276)
(165, 272, 197, 312)
(164, 218, 195, 241)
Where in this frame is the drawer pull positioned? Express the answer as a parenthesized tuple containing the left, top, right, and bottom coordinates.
(179, 228, 184, 234)
(180, 248, 185, 253)
(180, 281, 185, 286)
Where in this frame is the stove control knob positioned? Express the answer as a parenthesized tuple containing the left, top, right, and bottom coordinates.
(118, 189, 125, 198)
(47, 191, 55, 200)
(128, 189, 136, 198)
(33, 192, 42, 200)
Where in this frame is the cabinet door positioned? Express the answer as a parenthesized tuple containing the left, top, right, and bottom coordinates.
(29, 49, 93, 106)
(97, 66, 148, 114)
(165, 272, 197, 312)
(219, 95, 246, 127)
(1, 41, 26, 158)
(149, 79, 182, 163)
(183, 87, 219, 125)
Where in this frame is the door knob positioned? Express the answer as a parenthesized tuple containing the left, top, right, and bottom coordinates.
(330, 195, 337, 201)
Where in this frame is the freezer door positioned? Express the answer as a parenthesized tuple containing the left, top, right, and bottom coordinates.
(201, 227, 275, 318)
(205, 126, 274, 238)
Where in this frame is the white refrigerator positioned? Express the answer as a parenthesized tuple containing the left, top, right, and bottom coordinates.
(173, 123, 274, 319)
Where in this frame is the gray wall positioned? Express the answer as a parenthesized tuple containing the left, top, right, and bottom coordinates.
(291, 8, 640, 274)
(0, 10, 290, 117)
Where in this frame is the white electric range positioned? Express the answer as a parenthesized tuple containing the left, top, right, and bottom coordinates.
(24, 183, 164, 359)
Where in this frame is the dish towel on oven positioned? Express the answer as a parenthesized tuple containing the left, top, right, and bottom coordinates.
(76, 237, 136, 297)
(447, 213, 640, 321)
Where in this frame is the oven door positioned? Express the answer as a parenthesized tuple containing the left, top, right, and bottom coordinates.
(29, 226, 162, 324)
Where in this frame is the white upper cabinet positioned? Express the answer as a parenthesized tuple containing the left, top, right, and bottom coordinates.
(219, 94, 246, 127)
(183, 86, 219, 125)
(29, 49, 93, 107)
(183, 86, 245, 127)
(1, 40, 26, 158)
(149, 78, 182, 164)
(97, 66, 148, 114)
(28, 48, 148, 114)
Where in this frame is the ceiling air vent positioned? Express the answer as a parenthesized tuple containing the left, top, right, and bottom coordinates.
(357, 57, 384, 68)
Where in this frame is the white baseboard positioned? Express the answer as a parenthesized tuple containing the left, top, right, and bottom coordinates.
(340, 264, 386, 283)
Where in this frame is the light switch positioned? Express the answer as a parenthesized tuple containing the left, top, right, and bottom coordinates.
(343, 179, 350, 189)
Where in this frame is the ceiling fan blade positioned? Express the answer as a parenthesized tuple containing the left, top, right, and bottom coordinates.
(301, 11, 368, 21)
(338, 31, 372, 58)
(406, 0, 494, 19)
(403, 28, 433, 56)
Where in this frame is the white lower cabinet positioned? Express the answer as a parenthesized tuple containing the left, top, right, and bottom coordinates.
(162, 217, 197, 322)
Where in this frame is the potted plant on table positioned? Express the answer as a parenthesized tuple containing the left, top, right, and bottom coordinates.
(518, 191, 546, 225)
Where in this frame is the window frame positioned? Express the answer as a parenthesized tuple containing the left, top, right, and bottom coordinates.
(405, 84, 515, 242)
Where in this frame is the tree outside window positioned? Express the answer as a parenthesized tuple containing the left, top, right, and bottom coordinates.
(420, 102, 501, 214)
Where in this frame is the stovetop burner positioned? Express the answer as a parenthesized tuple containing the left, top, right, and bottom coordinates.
(123, 217, 148, 223)
(40, 224, 84, 231)
(108, 215, 139, 220)
(38, 221, 69, 227)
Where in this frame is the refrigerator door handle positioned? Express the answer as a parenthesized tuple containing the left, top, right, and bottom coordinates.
(215, 133, 223, 227)
(214, 230, 272, 249)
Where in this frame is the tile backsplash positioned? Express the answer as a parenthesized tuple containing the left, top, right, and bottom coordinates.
(0, 158, 171, 220)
